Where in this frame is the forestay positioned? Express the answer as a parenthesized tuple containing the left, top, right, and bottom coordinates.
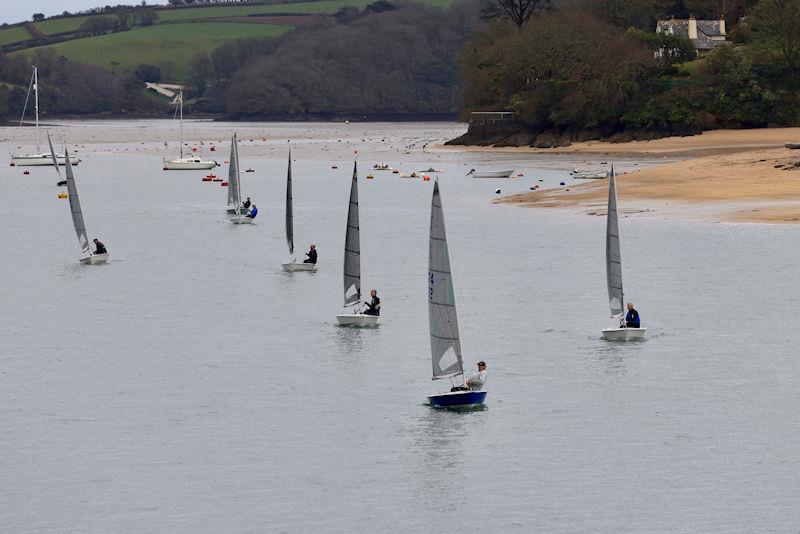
(227, 134, 241, 213)
(285, 149, 294, 256)
(64, 150, 90, 254)
(606, 167, 624, 317)
(428, 181, 463, 380)
(342, 161, 361, 306)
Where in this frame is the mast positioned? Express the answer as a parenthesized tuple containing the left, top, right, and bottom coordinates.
(286, 148, 294, 256)
(343, 160, 361, 307)
(606, 166, 624, 318)
(428, 181, 464, 381)
(34, 66, 40, 153)
(179, 91, 183, 158)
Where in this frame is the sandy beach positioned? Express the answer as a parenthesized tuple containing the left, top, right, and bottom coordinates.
(491, 129, 800, 223)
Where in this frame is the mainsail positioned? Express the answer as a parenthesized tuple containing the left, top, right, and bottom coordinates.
(428, 181, 463, 380)
(342, 161, 361, 306)
(606, 166, 624, 317)
(227, 134, 241, 214)
(286, 149, 294, 256)
(47, 131, 61, 179)
(64, 149, 90, 254)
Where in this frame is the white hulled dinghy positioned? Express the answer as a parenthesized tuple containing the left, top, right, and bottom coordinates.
(63, 149, 108, 264)
(336, 161, 378, 326)
(226, 134, 253, 224)
(426, 181, 486, 408)
(282, 149, 316, 272)
(162, 92, 217, 170)
(11, 67, 79, 167)
(601, 167, 646, 341)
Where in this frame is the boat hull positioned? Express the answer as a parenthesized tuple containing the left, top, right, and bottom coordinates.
(79, 253, 109, 265)
(282, 262, 316, 272)
(601, 327, 647, 341)
(163, 159, 217, 170)
(428, 390, 487, 408)
(12, 154, 80, 166)
(336, 313, 379, 327)
(230, 216, 254, 224)
(470, 169, 514, 178)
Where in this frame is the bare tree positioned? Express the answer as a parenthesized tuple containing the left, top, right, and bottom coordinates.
(482, 0, 550, 28)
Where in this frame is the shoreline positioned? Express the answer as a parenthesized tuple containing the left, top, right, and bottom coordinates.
(497, 144, 800, 224)
(438, 127, 800, 158)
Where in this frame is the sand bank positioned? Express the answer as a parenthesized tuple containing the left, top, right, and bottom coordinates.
(499, 147, 800, 223)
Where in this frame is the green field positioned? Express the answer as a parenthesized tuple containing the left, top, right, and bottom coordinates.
(34, 16, 90, 36)
(23, 22, 292, 80)
(0, 25, 32, 46)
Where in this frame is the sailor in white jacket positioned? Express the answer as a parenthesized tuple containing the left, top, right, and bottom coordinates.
(466, 361, 487, 390)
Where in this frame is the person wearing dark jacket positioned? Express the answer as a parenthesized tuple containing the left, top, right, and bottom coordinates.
(303, 244, 317, 264)
(93, 239, 107, 255)
(243, 197, 251, 210)
(625, 303, 640, 328)
(364, 289, 380, 316)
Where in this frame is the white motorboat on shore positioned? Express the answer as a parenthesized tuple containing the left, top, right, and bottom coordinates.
(467, 168, 514, 178)
(571, 169, 609, 179)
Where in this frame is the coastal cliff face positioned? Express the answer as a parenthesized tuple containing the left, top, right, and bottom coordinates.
(445, 112, 703, 148)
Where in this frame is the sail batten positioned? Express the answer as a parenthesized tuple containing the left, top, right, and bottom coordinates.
(286, 149, 294, 256)
(64, 149, 90, 254)
(428, 181, 464, 380)
(606, 167, 624, 317)
(342, 161, 361, 306)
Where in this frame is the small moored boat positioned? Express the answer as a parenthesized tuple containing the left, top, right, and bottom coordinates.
(467, 168, 514, 178)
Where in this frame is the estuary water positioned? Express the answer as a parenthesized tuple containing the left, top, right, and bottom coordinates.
(1, 121, 800, 533)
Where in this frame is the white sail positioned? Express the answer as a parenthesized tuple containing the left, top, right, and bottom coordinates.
(606, 166, 624, 317)
(47, 131, 61, 180)
(64, 149, 90, 254)
(428, 181, 463, 380)
(227, 134, 241, 213)
(343, 161, 361, 306)
(286, 149, 294, 256)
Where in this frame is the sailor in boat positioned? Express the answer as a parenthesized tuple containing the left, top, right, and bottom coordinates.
(246, 204, 258, 219)
(451, 361, 487, 392)
(303, 244, 317, 264)
(242, 197, 251, 211)
(363, 289, 380, 316)
(93, 239, 107, 255)
(625, 303, 641, 328)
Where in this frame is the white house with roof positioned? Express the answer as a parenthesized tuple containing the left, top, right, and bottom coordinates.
(656, 16, 730, 53)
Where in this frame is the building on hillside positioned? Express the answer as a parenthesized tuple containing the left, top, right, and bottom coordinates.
(656, 16, 730, 54)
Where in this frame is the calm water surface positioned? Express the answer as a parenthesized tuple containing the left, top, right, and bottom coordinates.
(1, 122, 799, 532)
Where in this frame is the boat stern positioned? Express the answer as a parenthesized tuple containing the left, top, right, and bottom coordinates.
(427, 389, 487, 409)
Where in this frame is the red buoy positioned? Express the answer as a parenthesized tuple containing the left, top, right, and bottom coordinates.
(202, 177, 212, 182)
(221, 182, 229, 187)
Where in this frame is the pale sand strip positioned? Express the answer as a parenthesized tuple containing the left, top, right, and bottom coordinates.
(498, 147, 800, 223)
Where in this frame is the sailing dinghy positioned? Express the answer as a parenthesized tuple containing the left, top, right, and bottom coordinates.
(282, 149, 315, 272)
(336, 161, 378, 326)
(426, 181, 486, 408)
(601, 167, 646, 341)
(62, 148, 108, 264)
(226, 134, 253, 224)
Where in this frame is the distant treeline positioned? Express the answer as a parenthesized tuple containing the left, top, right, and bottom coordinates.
(452, 0, 800, 146)
(187, 1, 478, 119)
(0, 50, 166, 119)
